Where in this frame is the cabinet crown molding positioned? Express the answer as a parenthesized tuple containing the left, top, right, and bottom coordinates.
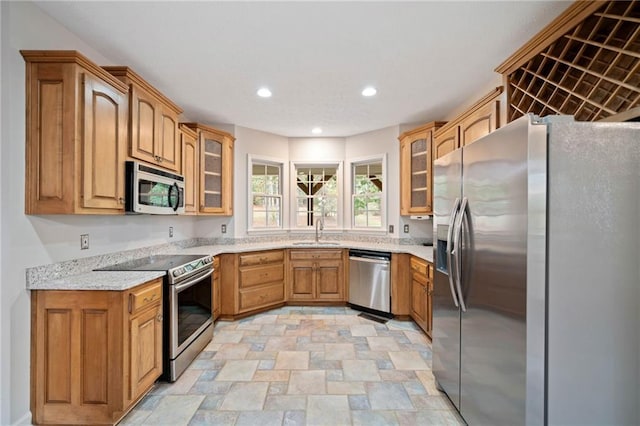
(182, 122, 236, 143)
(178, 123, 198, 138)
(103, 66, 183, 114)
(20, 50, 129, 93)
(494, 1, 604, 75)
(434, 86, 504, 137)
(398, 121, 447, 141)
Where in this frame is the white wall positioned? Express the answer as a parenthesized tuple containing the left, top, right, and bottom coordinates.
(222, 126, 289, 237)
(345, 125, 399, 235)
(0, 3, 200, 423)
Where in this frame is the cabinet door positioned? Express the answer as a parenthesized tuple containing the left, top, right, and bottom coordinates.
(459, 99, 499, 148)
(411, 273, 428, 332)
(405, 136, 432, 214)
(158, 110, 180, 171)
(316, 260, 344, 300)
(129, 304, 162, 402)
(129, 85, 159, 165)
(212, 257, 221, 321)
(289, 260, 315, 300)
(81, 73, 128, 210)
(434, 126, 459, 160)
(181, 130, 199, 214)
(200, 135, 224, 213)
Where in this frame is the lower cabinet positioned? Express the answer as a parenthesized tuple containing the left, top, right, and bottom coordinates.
(219, 250, 286, 316)
(288, 249, 346, 302)
(409, 256, 433, 338)
(30, 278, 163, 425)
(212, 256, 221, 321)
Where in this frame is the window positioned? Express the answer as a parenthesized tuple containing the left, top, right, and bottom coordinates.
(294, 164, 340, 228)
(249, 159, 282, 229)
(352, 159, 384, 229)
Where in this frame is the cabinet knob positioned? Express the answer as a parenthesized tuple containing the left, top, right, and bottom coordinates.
(118, 197, 125, 205)
(157, 313, 163, 322)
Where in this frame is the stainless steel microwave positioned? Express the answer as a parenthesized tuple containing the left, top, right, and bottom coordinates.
(125, 161, 185, 215)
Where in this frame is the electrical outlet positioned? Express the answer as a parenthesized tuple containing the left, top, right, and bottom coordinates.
(221, 224, 227, 234)
(403, 224, 410, 233)
(169, 226, 174, 238)
(80, 234, 89, 250)
(388, 225, 394, 233)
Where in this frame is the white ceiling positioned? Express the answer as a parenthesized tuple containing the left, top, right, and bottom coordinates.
(35, 1, 569, 137)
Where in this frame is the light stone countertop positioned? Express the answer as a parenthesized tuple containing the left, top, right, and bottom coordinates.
(29, 270, 167, 291)
(28, 241, 433, 291)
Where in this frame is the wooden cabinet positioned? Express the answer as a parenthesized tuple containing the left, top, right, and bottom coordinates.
(288, 249, 346, 302)
(212, 256, 221, 321)
(219, 250, 285, 316)
(22, 50, 129, 214)
(409, 256, 433, 338)
(398, 122, 446, 215)
(103, 67, 183, 172)
(433, 87, 503, 160)
(127, 280, 163, 402)
(180, 124, 199, 215)
(183, 123, 235, 216)
(31, 278, 163, 425)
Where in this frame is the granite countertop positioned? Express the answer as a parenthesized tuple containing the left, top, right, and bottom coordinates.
(28, 241, 433, 291)
(30, 270, 167, 291)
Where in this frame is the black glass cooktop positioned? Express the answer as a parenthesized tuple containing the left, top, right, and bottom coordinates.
(95, 254, 209, 272)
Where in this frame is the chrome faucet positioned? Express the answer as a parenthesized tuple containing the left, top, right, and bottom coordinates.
(315, 217, 324, 243)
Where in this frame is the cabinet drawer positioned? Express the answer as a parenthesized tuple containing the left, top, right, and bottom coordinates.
(290, 249, 343, 260)
(240, 264, 284, 288)
(410, 257, 428, 276)
(129, 278, 162, 315)
(239, 250, 284, 267)
(239, 283, 285, 312)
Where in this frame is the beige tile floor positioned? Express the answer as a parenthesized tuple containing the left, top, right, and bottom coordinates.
(120, 306, 464, 426)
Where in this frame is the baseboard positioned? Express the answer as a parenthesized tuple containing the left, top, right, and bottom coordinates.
(13, 411, 32, 425)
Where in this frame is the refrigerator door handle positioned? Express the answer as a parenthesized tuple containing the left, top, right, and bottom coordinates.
(452, 197, 468, 312)
(446, 198, 461, 308)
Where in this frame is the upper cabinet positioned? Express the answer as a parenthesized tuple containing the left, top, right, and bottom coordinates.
(496, 1, 639, 123)
(182, 123, 235, 216)
(103, 67, 183, 172)
(22, 50, 129, 214)
(433, 87, 503, 160)
(179, 124, 199, 215)
(398, 121, 446, 216)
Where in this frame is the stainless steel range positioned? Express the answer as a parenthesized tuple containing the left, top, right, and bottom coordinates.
(97, 254, 214, 381)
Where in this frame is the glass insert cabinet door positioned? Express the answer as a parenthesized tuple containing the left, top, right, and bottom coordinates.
(183, 123, 234, 215)
(399, 122, 444, 215)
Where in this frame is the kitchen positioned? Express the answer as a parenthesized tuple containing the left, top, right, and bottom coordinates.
(2, 1, 640, 425)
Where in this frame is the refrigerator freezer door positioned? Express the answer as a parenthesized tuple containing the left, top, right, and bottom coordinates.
(459, 117, 536, 425)
(432, 148, 462, 409)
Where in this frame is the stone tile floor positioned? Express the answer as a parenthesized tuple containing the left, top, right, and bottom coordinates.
(121, 306, 464, 425)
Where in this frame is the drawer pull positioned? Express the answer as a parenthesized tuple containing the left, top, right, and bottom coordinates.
(260, 257, 268, 263)
(143, 294, 157, 303)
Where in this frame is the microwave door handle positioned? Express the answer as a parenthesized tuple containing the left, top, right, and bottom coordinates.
(168, 183, 178, 212)
(452, 197, 468, 312)
(446, 198, 461, 308)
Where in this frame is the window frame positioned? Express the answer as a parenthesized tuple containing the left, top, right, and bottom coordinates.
(290, 161, 344, 231)
(350, 154, 387, 232)
(247, 154, 285, 232)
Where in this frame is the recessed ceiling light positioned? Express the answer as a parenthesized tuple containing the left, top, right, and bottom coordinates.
(257, 87, 272, 98)
(362, 86, 377, 97)
(311, 127, 323, 135)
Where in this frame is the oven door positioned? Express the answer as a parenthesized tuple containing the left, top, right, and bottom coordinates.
(169, 269, 213, 359)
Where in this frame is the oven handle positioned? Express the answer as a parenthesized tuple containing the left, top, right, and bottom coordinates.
(173, 269, 213, 292)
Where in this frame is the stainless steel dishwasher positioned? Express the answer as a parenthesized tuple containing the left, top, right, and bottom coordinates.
(349, 249, 392, 317)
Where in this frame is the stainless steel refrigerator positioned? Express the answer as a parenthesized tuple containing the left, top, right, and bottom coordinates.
(432, 114, 640, 425)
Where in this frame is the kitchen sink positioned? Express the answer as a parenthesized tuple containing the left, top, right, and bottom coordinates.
(292, 241, 340, 246)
